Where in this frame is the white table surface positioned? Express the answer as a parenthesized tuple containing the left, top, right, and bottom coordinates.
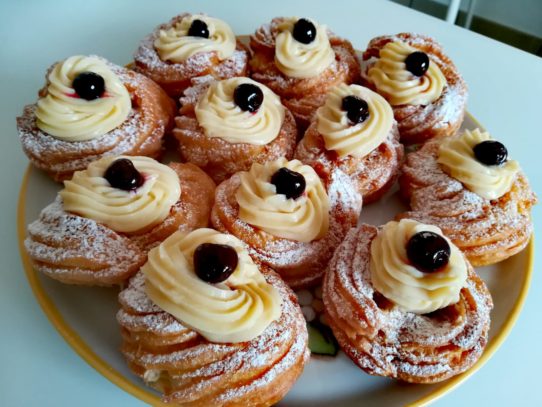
(1, 0, 541, 405)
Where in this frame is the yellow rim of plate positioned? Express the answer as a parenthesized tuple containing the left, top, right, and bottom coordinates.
(17, 112, 535, 407)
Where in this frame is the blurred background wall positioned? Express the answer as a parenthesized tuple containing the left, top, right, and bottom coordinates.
(391, 0, 542, 56)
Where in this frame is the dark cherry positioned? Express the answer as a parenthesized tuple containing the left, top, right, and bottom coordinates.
(405, 51, 430, 77)
(270, 167, 306, 200)
(406, 231, 451, 273)
(341, 96, 370, 124)
(193, 243, 238, 284)
(233, 83, 264, 112)
(473, 140, 508, 166)
(104, 158, 144, 191)
(72, 72, 105, 100)
(188, 19, 209, 38)
(292, 18, 317, 44)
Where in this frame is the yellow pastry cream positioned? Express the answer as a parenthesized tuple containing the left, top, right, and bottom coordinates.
(235, 158, 329, 242)
(144, 228, 282, 343)
(60, 156, 180, 234)
(437, 128, 520, 200)
(370, 219, 467, 314)
(35, 56, 131, 142)
(154, 14, 236, 63)
(274, 17, 335, 79)
(367, 41, 446, 106)
(316, 83, 394, 158)
(195, 77, 285, 145)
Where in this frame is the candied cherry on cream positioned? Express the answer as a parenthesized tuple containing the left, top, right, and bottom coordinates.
(187, 19, 209, 38)
(341, 96, 370, 124)
(406, 231, 451, 273)
(405, 51, 430, 77)
(193, 243, 239, 284)
(292, 18, 317, 44)
(72, 72, 105, 100)
(473, 140, 508, 166)
(233, 83, 264, 113)
(104, 158, 145, 191)
(271, 167, 306, 200)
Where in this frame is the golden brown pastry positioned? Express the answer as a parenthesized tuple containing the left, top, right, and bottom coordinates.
(323, 219, 493, 383)
(17, 55, 176, 182)
(399, 129, 536, 266)
(133, 13, 249, 98)
(295, 83, 403, 203)
(211, 158, 362, 289)
(24, 156, 215, 285)
(360, 33, 467, 144)
(250, 17, 360, 131)
(117, 228, 309, 406)
(173, 77, 297, 183)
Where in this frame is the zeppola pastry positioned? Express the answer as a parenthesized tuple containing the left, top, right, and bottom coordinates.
(399, 128, 536, 266)
(250, 17, 360, 130)
(117, 228, 309, 405)
(134, 13, 249, 98)
(211, 157, 362, 289)
(173, 77, 297, 183)
(295, 83, 403, 203)
(323, 219, 493, 383)
(24, 156, 215, 285)
(17, 55, 176, 181)
(360, 33, 467, 144)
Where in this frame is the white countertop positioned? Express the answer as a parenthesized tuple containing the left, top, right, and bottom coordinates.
(2, 0, 541, 405)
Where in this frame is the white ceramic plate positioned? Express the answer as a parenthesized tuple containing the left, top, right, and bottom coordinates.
(18, 108, 533, 407)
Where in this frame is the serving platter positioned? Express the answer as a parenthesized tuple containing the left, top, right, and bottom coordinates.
(17, 108, 533, 406)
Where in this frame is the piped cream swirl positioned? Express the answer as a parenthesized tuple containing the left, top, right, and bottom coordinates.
(371, 219, 467, 314)
(274, 17, 335, 79)
(316, 84, 394, 158)
(60, 156, 180, 234)
(437, 128, 519, 200)
(144, 228, 282, 343)
(367, 41, 446, 106)
(154, 14, 236, 62)
(236, 158, 329, 242)
(35, 55, 131, 141)
(195, 77, 285, 145)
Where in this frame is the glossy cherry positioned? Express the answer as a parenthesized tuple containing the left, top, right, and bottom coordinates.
(233, 83, 264, 112)
(405, 51, 430, 77)
(72, 72, 105, 100)
(473, 140, 508, 166)
(104, 158, 144, 191)
(188, 19, 209, 38)
(271, 167, 306, 200)
(406, 231, 451, 273)
(341, 96, 370, 124)
(292, 18, 317, 44)
(193, 243, 238, 284)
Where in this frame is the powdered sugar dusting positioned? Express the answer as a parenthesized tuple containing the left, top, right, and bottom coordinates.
(24, 198, 145, 285)
(360, 33, 468, 144)
(211, 167, 362, 288)
(399, 137, 536, 265)
(117, 269, 309, 405)
(323, 224, 493, 382)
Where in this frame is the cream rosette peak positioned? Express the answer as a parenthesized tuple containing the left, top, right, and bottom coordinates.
(437, 128, 519, 200)
(60, 156, 180, 234)
(370, 219, 468, 314)
(367, 41, 446, 106)
(316, 84, 394, 158)
(144, 228, 282, 343)
(235, 158, 330, 242)
(274, 17, 335, 79)
(154, 14, 236, 63)
(195, 77, 285, 145)
(35, 55, 131, 141)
